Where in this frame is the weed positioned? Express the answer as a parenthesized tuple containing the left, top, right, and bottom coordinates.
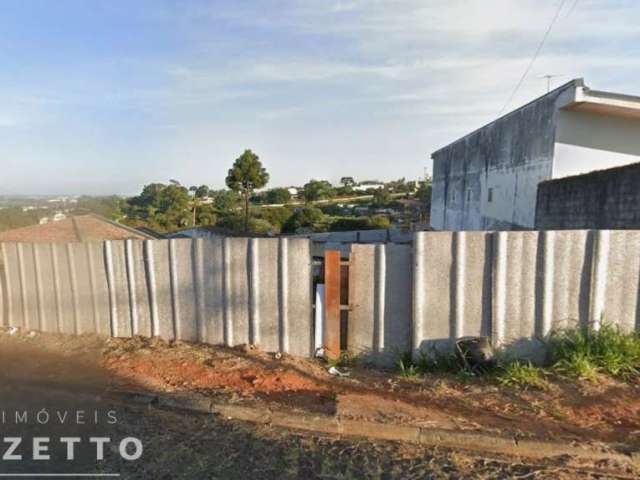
(548, 324, 640, 380)
(553, 353, 599, 381)
(326, 351, 354, 369)
(396, 351, 419, 378)
(496, 361, 548, 390)
(416, 347, 466, 375)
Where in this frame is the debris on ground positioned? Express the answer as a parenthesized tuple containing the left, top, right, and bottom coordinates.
(327, 366, 350, 377)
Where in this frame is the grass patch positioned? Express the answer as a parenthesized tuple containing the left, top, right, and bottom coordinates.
(392, 325, 640, 388)
(396, 352, 420, 378)
(394, 348, 468, 379)
(496, 361, 548, 390)
(548, 324, 640, 380)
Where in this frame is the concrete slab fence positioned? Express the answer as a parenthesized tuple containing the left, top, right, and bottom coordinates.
(1, 230, 640, 366)
(0, 237, 314, 356)
(346, 230, 640, 365)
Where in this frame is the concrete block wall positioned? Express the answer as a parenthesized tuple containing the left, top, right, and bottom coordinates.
(535, 162, 640, 230)
(0, 237, 313, 356)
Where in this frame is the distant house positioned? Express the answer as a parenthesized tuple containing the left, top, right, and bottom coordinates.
(430, 79, 640, 230)
(287, 187, 299, 197)
(0, 214, 154, 243)
(353, 182, 385, 192)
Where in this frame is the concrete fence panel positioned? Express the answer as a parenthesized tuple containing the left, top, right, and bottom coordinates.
(0, 237, 313, 356)
(281, 238, 314, 357)
(2, 230, 638, 363)
(348, 243, 413, 365)
(411, 230, 640, 361)
(413, 232, 492, 353)
(196, 237, 225, 345)
(85, 241, 111, 336)
(145, 239, 174, 339)
(602, 231, 640, 332)
(549, 230, 593, 331)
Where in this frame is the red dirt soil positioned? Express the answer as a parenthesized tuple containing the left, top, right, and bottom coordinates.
(99, 337, 640, 447)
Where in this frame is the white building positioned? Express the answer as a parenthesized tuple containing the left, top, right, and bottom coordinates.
(353, 183, 385, 192)
(430, 79, 640, 230)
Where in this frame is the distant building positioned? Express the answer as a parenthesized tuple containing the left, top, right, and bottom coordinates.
(0, 214, 154, 243)
(287, 187, 299, 196)
(430, 79, 640, 230)
(353, 183, 384, 192)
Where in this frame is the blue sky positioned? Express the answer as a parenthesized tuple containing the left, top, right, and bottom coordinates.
(1, 0, 639, 195)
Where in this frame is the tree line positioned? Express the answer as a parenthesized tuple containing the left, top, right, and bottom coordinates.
(0, 149, 431, 235)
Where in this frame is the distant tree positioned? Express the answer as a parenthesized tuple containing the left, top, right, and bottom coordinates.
(340, 177, 356, 187)
(189, 184, 211, 226)
(387, 178, 407, 193)
(367, 215, 391, 229)
(282, 206, 326, 233)
(416, 181, 432, 207)
(254, 207, 294, 233)
(302, 180, 334, 202)
(0, 207, 44, 232)
(265, 188, 291, 205)
(155, 183, 191, 228)
(226, 150, 269, 232)
(125, 181, 191, 231)
(196, 204, 217, 226)
(329, 215, 390, 232)
(74, 195, 124, 220)
(190, 184, 209, 199)
(210, 189, 240, 213)
(372, 188, 392, 207)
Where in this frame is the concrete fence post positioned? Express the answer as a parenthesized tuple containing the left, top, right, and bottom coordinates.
(277, 238, 290, 353)
(492, 232, 508, 347)
(540, 230, 555, 338)
(104, 241, 118, 337)
(412, 233, 425, 354)
(589, 229, 610, 331)
(453, 231, 466, 340)
(373, 244, 386, 353)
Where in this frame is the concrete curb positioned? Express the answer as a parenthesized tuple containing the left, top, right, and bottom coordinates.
(110, 390, 639, 468)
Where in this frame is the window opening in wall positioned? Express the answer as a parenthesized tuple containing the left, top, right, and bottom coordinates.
(488, 188, 493, 203)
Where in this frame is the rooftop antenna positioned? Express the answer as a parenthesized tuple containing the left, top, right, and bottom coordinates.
(540, 74, 564, 93)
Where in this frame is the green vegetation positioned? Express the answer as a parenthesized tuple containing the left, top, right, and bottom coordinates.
(125, 181, 192, 231)
(264, 188, 291, 205)
(496, 362, 548, 390)
(326, 351, 355, 369)
(549, 324, 640, 380)
(394, 325, 640, 389)
(0, 206, 49, 232)
(72, 195, 124, 219)
(1, 156, 433, 235)
(372, 188, 392, 207)
(301, 179, 334, 202)
(226, 149, 270, 232)
(282, 206, 325, 233)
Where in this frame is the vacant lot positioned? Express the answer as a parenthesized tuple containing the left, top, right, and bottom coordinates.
(1, 330, 638, 478)
(100, 335, 640, 446)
